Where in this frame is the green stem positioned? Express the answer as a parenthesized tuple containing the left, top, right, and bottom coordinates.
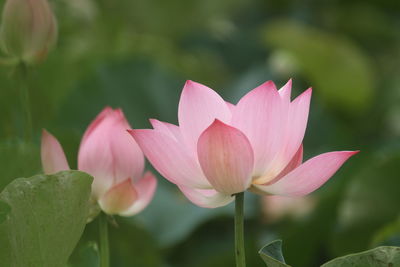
(235, 192, 246, 267)
(16, 62, 32, 141)
(99, 213, 110, 267)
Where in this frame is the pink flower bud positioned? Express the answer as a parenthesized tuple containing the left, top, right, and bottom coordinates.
(41, 107, 157, 218)
(0, 0, 58, 64)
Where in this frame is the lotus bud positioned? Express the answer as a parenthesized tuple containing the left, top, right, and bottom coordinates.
(41, 107, 158, 220)
(0, 0, 58, 64)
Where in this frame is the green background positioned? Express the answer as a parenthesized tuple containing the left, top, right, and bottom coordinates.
(0, 0, 399, 266)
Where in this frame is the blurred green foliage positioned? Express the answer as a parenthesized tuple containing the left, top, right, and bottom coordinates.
(0, 0, 399, 266)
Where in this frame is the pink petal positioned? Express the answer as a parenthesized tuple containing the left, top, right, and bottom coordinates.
(78, 108, 144, 198)
(119, 172, 157, 216)
(253, 151, 359, 196)
(197, 120, 254, 195)
(178, 185, 234, 208)
(270, 144, 303, 183)
(128, 129, 211, 189)
(149, 119, 182, 141)
(254, 88, 311, 184)
(280, 88, 312, 165)
(178, 80, 231, 155)
(98, 178, 138, 215)
(231, 81, 284, 176)
(278, 79, 292, 102)
(226, 101, 236, 114)
(41, 129, 70, 174)
(81, 106, 114, 147)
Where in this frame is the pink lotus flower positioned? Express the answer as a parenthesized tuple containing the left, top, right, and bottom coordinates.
(129, 80, 358, 208)
(41, 107, 157, 217)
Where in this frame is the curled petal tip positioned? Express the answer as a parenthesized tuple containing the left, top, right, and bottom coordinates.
(41, 129, 69, 174)
(264, 80, 274, 85)
(350, 150, 360, 155)
(207, 119, 240, 133)
(149, 118, 162, 129)
(262, 80, 277, 89)
(211, 118, 226, 126)
(183, 80, 207, 91)
(184, 80, 197, 88)
(115, 108, 124, 115)
(102, 106, 113, 111)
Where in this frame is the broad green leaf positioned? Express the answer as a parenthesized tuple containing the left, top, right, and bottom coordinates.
(262, 20, 375, 114)
(259, 240, 291, 267)
(322, 246, 400, 267)
(0, 171, 93, 267)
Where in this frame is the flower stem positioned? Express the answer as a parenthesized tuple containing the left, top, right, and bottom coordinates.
(16, 62, 32, 141)
(235, 192, 246, 267)
(99, 213, 110, 267)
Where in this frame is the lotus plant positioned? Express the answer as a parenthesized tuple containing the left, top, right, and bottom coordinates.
(129, 79, 358, 266)
(41, 107, 157, 267)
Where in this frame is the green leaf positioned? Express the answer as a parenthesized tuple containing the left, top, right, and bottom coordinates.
(259, 240, 291, 267)
(322, 246, 400, 267)
(0, 171, 93, 267)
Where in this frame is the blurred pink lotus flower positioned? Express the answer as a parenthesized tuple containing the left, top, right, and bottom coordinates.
(261, 195, 316, 223)
(41, 107, 157, 217)
(0, 0, 58, 64)
(129, 80, 358, 208)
